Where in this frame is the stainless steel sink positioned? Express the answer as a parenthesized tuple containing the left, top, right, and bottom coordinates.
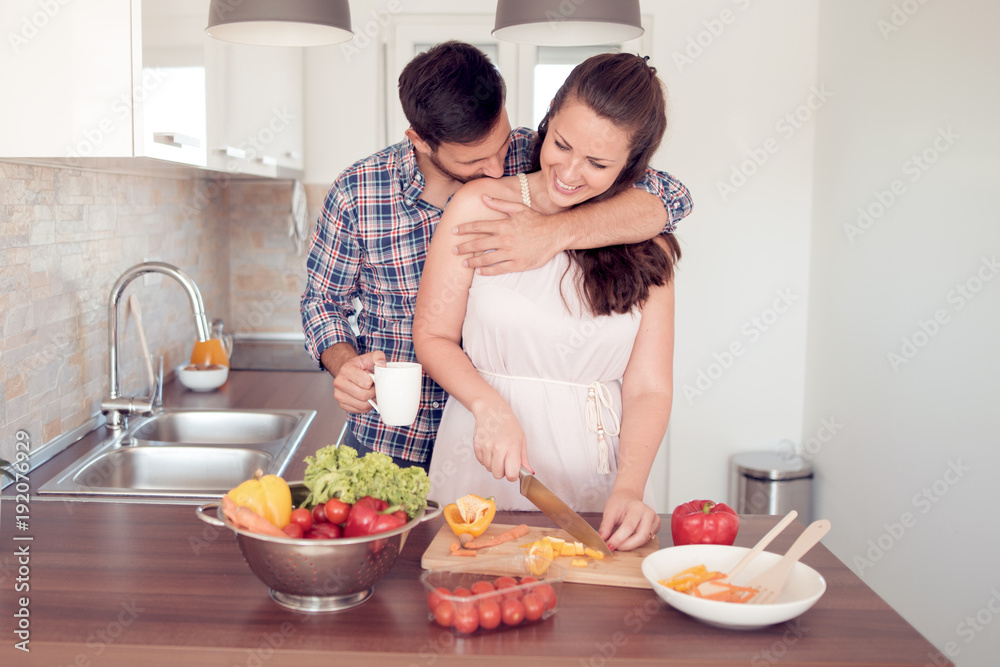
(38, 408, 315, 501)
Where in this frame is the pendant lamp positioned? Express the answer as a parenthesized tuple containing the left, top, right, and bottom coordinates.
(492, 0, 643, 46)
(206, 0, 354, 47)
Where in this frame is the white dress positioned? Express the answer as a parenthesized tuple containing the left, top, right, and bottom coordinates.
(427, 175, 652, 511)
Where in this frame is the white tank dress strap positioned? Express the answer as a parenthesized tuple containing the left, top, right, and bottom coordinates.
(476, 369, 620, 474)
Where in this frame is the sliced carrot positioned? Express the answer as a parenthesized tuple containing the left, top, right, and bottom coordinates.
(451, 548, 478, 557)
(463, 523, 530, 549)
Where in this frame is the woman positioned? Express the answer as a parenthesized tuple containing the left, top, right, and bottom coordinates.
(413, 53, 681, 551)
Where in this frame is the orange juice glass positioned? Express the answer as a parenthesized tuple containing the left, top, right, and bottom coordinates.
(190, 338, 230, 367)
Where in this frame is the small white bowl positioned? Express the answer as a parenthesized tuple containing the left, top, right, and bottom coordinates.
(641, 544, 826, 630)
(176, 364, 229, 392)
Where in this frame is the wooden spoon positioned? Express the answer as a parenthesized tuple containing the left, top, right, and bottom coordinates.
(129, 294, 156, 389)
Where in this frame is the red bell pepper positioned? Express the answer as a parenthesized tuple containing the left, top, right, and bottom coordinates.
(670, 500, 739, 546)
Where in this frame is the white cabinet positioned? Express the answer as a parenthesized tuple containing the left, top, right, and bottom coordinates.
(207, 43, 304, 178)
(0, 0, 303, 179)
(1, 0, 135, 158)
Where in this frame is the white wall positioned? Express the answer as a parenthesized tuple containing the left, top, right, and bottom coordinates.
(652, 1, 818, 509)
(807, 1, 1000, 665)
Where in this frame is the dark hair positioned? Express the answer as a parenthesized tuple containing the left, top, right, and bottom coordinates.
(532, 53, 680, 316)
(398, 41, 507, 151)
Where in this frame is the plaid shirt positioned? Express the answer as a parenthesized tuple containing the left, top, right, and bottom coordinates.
(301, 127, 693, 463)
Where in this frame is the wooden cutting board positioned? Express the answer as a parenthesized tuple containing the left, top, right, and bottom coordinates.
(420, 522, 660, 589)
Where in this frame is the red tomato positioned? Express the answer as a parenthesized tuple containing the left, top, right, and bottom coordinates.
(453, 604, 479, 634)
(478, 598, 501, 630)
(470, 581, 495, 595)
(427, 587, 450, 612)
(434, 600, 455, 628)
(452, 587, 472, 597)
(493, 576, 520, 600)
(324, 498, 351, 525)
(311, 522, 342, 539)
(534, 583, 557, 610)
(522, 593, 544, 622)
(520, 576, 539, 586)
(281, 523, 304, 539)
(311, 503, 327, 524)
(501, 598, 526, 626)
(289, 508, 313, 531)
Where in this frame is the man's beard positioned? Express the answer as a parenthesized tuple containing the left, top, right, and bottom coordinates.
(427, 150, 487, 184)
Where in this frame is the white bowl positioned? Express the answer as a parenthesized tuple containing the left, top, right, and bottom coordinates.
(176, 364, 229, 391)
(641, 544, 826, 630)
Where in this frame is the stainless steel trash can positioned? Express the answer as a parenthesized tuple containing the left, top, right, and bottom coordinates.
(730, 452, 813, 522)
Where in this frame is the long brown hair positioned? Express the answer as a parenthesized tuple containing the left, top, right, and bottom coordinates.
(532, 53, 680, 316)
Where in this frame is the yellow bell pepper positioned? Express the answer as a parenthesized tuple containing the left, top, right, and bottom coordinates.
(226, 474, 292, 528)
(444, 494, 496, 537)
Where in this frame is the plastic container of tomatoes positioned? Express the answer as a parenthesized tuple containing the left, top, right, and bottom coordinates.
(420, 553, 566, 635)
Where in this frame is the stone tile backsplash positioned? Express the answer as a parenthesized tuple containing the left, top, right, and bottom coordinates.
(1, 162, 320, 460)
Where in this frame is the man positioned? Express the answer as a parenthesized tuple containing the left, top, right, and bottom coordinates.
(301, 41, 692, 469)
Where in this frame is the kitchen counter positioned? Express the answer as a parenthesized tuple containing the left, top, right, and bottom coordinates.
(1, 371, 948, 666)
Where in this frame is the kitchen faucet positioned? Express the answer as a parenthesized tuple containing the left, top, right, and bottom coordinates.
(101, 261, 210, 429)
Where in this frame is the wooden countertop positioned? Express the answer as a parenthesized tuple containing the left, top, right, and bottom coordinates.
(0, 371, 948, 666)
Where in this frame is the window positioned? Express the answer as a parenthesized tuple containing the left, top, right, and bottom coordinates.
(385, 15, 651, 141)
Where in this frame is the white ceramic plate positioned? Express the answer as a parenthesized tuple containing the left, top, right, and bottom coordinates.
(641, 544, 826, 630)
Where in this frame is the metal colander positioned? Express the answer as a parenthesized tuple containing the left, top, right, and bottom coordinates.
(197, 482, 441, 612)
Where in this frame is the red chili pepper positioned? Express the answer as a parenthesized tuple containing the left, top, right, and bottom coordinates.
(670, 499, 740, 546)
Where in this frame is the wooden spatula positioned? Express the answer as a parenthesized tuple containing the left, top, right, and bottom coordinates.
(742, 519, 831, 604)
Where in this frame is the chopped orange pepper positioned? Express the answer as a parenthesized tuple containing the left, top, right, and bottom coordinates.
(443, 494, 496, 537)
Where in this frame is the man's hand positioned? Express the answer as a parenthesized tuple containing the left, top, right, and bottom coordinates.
(451, 195, 563, 275)
(322, 346, 386, 414)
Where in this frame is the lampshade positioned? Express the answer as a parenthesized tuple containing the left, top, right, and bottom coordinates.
(492, 0, 643, 46)
(206, 0, 354, 47)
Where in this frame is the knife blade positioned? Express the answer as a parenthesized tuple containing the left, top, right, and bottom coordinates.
(518, 466, 613, 557)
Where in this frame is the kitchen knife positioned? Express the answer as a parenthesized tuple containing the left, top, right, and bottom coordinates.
(518, 466, 613, 557)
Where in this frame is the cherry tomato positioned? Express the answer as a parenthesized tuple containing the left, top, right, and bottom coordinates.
(534, 583, 557, 610)
(453, 604, 479, 634)
(289, 508, 313, 531)
(520, 576, 539, 586)
(500, 598, 526, 626)
(434, 600, 455, 628)
(311, 503, 327, 524)
(452, 587, 472, 597)
(324, 498, 351, 525)
(427, 587, 450, 613)
(522, 593, 544, 622)
(493, 576, 520, 599)
(470, 580, 495, 595)
(281, 523, 305, 539)
(478, 598, 501, 630)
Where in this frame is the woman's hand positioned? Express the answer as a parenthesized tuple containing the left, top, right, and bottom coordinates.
(598, 489, 660, 552)
(471, 399, 531, 481)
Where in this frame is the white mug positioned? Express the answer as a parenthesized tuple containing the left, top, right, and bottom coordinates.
(367, 362, 422, 426)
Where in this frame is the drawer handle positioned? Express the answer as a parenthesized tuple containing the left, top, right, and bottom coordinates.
(153, 132, 201, 148)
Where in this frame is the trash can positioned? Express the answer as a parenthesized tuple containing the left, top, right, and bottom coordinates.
(730, 451, 813, 522)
